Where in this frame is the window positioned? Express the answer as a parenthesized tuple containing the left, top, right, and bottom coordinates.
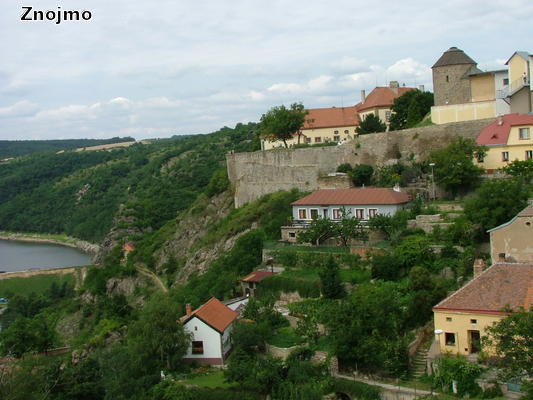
(385, 111, 392, 122)
(344, 130, 349, 134)
(446, 317, 452, 322)
(310, 209, 319, 219)
(333, 135, 340, 142)
(470, 319, 477, 324)
(503, 78, 509, 86)
(289, 232, 296, 238)
(334, 130, 339, 134)
(519, 127, 530, 140)
(192, 341, 204, 354)
(502, 151, 509, 161)
(446, 75, 449, 82)
(355, 208, 364, 219)
(476, 152, 484, 163)
(305, 137, 311, 144)
(298, 209, 307, 220)
(445, 333, 456, 346)
(526, 150, 533, 160)
(315, 137, 322, 143)
(194, 326, 198, 331)
(332, 208, 342, 220)
(368, 209, 378, 218)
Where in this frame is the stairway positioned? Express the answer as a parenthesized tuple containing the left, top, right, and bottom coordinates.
(410, 338, 431, 378)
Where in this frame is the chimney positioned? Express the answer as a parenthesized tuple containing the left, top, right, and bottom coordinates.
(418, 85, 425, 92)
(389, 81, 399, 88)
(360, 89, 366, 103)
(497, 116, 504, 126)
(473, 259, 486, 277)
(393, 183, 401, 192)
(185, 304, 192, 316)
(498, 253, 506, 262)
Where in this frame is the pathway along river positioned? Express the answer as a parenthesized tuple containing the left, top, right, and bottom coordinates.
(0, 239, 92, 272)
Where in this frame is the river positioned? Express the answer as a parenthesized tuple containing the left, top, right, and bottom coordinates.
(0, 239, 92, 272)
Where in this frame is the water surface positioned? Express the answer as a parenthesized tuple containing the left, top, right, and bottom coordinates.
(0, 239, 92, 272)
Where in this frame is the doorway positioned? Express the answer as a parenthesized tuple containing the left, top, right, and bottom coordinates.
(469, 330, 481, 353)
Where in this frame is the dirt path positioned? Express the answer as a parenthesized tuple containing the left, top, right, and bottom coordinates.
(136, 266, 168, 292)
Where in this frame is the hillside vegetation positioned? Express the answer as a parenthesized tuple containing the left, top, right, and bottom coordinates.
(0, 123, 258, 242)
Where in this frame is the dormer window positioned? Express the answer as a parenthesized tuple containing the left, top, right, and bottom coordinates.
(519, 127, 530, 140)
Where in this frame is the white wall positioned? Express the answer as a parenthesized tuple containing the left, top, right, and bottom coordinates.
(184, 317, 222, 360)
(494, 70, 511, 116)
(292, 203, 404, 221)
(226, 297, 249, 312)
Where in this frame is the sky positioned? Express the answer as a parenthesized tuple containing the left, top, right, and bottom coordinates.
(1, 0, 532, 140)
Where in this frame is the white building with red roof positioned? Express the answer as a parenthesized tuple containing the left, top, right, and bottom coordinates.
(475, 113, 533, 172)
(180, 297, 239, 365)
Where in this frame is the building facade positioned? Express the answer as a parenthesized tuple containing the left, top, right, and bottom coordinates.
(475, 113, 533, 172)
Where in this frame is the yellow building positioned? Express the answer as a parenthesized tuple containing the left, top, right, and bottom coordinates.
(261, 82, 415, 150)
(430, 47, 512, 124)
(433, 262, 533, 356)
(506, 51, 532, 114)
(475, 113, 533, 172)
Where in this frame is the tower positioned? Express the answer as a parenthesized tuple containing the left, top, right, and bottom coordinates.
(432, 47, 480, 106)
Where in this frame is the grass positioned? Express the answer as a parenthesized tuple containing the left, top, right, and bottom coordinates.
(264, 241, 349, 253)
(181, 370, 234, 388)
(268, 327, 304, 348)
(0, 273, 75, 297)
(281, 267, 370, 284)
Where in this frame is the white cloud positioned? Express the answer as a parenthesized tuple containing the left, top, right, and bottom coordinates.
(0, 100, 39, 118)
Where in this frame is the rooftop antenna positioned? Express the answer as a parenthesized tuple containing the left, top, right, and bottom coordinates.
(341, 96, 344, 108)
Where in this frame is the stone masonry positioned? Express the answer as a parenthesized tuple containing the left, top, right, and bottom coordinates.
(227, 118, 493, 207)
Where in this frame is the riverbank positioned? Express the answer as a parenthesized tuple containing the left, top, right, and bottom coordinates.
(0, 231, 100, 257)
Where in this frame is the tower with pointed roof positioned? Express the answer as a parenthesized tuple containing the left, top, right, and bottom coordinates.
(432, 47, 480, 106)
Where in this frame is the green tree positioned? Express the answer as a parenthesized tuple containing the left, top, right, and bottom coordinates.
(350, 164, 374, 186)
(428, 137, 486, 197)
(501, 159, 533, 183)
(356, 114, 386, 135)
(483, 310, 533, 382)
(389, 90, 434, 130)
(258, 103, 307, 148)
(433, 355, 484, 397)
(333, 213, 368, 247)
(464, 178, 529, 233)
(128, 294, 190, 371)
(319, 256, 346, 299)
(297, 218, 336, 245)
(0, 315, 57, 357)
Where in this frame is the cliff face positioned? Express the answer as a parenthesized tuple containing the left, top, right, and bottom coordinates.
(227, 118, 493, 207)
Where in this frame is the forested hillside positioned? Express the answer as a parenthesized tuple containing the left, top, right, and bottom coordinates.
(0, 137, 136, 158)
(0, 123, 258, 242)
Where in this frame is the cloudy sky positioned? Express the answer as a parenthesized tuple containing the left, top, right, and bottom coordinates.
(1, 0, 532, 140)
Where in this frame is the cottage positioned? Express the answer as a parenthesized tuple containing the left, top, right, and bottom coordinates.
(432, 262, 533, 357)
(180, 297, 239, 365)
(240, 270, 275, 297)
(488, 204, 533, 263)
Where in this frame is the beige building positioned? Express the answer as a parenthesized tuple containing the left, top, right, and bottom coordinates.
(506, 51, 532, 114)
(431, 47, 511, 124)
(261, 82, 415, 150)
(475, 113, 533, 172)
(433, 262, 533, 356)
(488, 205, 533, 264)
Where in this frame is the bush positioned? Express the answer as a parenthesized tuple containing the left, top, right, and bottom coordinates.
(256, 275, 320, 298)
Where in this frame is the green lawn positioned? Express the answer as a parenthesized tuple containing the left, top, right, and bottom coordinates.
(181, 370, 234, 388)
(268, 327, 304, 348)
(0, 273, 75, 297)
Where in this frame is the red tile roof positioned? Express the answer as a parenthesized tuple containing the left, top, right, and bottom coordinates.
(123, 243, 135, 252)
(433, 263, 533, 314)
(302, 106, 360, 129)
(292, 188, 410, 206)
(358, 86, 415, 111)
(181, 297, 238, 333)
(240, 270, 274, 283)
(476, 113, 533, 146)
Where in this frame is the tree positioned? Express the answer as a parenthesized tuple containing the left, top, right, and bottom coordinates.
(333, 213, 368, 247)
(350, 164, 374, 186)
(464, 178, 529, 233)
(297, 217, 336, 245)
(428, 137, 486, 197)
(0, 315, 57, 357)
(389, 90, 434, 131)
(484, 310, 533, 382)
(127, 294, 190, 371)
(257, 103, 307, 148)
(501, 159, 533, 183)
(356, 114, 386, 135)
(319, 256, 346, 299)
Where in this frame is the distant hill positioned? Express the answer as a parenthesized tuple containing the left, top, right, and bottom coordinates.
(0, 137, 136, 158)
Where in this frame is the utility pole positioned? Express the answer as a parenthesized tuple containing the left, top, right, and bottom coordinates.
(429, 163, 436, 201)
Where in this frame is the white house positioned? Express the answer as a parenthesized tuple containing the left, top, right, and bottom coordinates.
(180, 297, 239, 365)
(291, 187, 410, 222)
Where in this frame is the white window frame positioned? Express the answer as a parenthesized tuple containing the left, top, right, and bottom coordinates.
(332, 208, 342, 220)
(526, 150, 533, 160)
(309, 208, 319, 220)
(519, 127, 530, 140)
(355, 208, 365, 219)
(368, 208, 378, 218)
(502, 151, 509, 162)
(298, 208, 307, 220)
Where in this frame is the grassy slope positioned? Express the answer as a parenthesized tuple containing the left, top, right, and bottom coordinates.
(0, 273, 75, 297)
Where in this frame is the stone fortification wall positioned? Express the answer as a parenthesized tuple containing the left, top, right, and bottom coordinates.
(227, 118, 493, 207)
